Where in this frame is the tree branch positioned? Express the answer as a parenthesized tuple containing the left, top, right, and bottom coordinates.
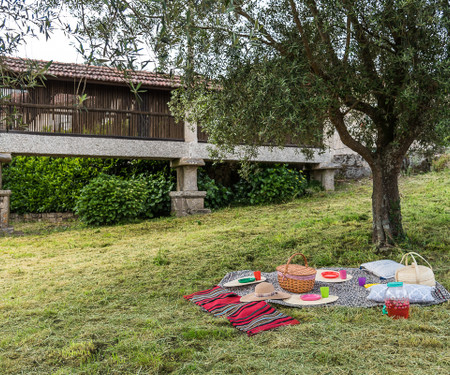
(343, 15, 351, 65)
(120, 0, 163, 21)
(193, 24, 277, 50)
(342, 1, 382, 90)
(343, 96, 380, 120)
(305, 0, 340, 67)
(287, 0, 323, 76)
(234, 5, 292, 57)
(329, 106, 374, 166)
(359, 25, 397, 53)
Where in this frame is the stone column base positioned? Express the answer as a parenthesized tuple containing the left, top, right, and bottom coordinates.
(169, 191, 211, 217)
(1, 227, 14, 235)
(0, 189, 12, 231)
(311, 163, 340, 191)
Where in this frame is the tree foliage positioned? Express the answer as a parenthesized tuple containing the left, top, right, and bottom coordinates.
(62, 1, 449, 147)
(1, 0, 59, 128)
(0, 0, 56, 55)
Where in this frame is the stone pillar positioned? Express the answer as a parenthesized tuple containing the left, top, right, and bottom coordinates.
(169, 157, 211, 217)
(184, 119, 198, 144)
(312, 163, 340, 191)
(0, 153, 13, 234)
(0, 190, 13, 233)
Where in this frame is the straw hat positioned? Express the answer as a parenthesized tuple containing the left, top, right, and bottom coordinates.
(240, 282, 291, 302)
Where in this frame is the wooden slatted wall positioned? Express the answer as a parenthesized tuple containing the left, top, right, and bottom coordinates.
(0, 80, 184, 141)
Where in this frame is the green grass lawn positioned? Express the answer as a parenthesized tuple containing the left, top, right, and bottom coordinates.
(0, 170, 449, 375)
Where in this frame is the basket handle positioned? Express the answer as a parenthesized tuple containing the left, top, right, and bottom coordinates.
(282, 252, 308, 278)
(400, 252, 433, 270)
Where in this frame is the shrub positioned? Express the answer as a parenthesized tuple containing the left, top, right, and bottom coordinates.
(2, 156, 174, 215)
(432, 153, 450, 172)
(143, 171, 175, 218)
(234, 164, 307, 205)
(198, 170, 234, 210)
(2, 156, 118, 214)
(305, 179, 324, 194)
(75, 174, 148, 226)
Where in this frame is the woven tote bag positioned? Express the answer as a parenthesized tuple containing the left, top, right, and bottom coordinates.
(395, 252, 435, 287)
(276, 253, 316, 293)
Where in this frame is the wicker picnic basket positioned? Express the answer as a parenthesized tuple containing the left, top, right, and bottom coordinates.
(276, 253, 317, 293)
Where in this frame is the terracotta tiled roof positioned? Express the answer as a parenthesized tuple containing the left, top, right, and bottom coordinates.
(1, 56, 180, 89)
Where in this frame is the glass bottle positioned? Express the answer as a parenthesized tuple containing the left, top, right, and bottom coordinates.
(384, 282, 410, 319)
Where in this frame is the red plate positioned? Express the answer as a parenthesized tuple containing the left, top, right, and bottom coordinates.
(301, 294, 322, 301)
(321, 271, 339, 279)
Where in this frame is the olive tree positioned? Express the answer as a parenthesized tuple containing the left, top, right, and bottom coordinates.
(21, 1, 450, 246)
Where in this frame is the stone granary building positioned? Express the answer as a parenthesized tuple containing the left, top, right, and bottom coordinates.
(0, 57, 343, 231)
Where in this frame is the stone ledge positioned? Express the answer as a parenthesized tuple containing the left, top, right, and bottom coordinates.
(170, 158, 206, 168)
(10, 212, 77, 223)
(0, 153, 12, 163)
(311, 162, 341, 170)
(0, 227, 14, 235)
(169, 190, 210, 217)
(169, 191, 207, 198)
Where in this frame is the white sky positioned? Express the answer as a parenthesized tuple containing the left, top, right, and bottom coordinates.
(7, 6, 155, 70)
(13, 31, 82, 64)
(8, 10, 83, 64)
(12, 27, 156, 71)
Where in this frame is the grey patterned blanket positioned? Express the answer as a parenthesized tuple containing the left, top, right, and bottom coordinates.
(218, 268, 450, 308)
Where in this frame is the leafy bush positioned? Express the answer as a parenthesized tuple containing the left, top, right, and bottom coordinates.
(2, 156, 118, 214)
(198, 170, 233, 209)
(143, 171, 175, 218)
(2, 156, 174, 215)
(305, 179, 324, 194)
(234, 164, 307, 205)
(432, 153, 450, 172)
(3, 156, 312, 218)
(75, 174, 148, 226)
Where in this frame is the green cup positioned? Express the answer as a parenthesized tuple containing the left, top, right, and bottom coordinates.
(320, 287, 329, 299)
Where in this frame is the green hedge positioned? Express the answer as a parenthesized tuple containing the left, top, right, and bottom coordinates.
(75, 174, 148, 226)
(2, 157, 173, 215)
(75, 172, 175, 226)
(3, 157, 311, 225)
(234, 164, 308, 205)
(2, 157, 119, 214)
(198, 170, 233, 210)
(143, 171, 175, 218)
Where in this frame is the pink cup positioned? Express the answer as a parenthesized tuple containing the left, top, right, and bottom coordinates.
(339, 270, 347, 279)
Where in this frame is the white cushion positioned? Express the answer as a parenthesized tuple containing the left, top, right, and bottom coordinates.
(360, 260, 404, 278)
(366, 284, 435, 303)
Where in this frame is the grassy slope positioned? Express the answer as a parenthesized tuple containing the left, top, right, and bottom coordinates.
(0, 171, 448, 375)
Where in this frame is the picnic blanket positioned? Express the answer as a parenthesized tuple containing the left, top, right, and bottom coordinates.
(219, 268, 450, 308)
(184, 286, 299, 336)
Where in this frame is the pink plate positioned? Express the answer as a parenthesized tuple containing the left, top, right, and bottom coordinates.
(300, 294, 322, 301)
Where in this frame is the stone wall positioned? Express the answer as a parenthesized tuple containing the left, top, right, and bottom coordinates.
(327, 130, 372, 180)
(332, 154, 372, 180)
(10, 212, 77, 223)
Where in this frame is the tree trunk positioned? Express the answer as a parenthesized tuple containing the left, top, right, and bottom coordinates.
(371, 160, 404, 247)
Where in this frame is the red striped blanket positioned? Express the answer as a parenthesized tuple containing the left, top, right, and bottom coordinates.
(184, 286, 299, 336)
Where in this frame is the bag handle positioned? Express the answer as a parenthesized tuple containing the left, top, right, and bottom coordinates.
(400, 252, 433, 270)
(403, 252, 421, 282)
(282, 253, 308, 280)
